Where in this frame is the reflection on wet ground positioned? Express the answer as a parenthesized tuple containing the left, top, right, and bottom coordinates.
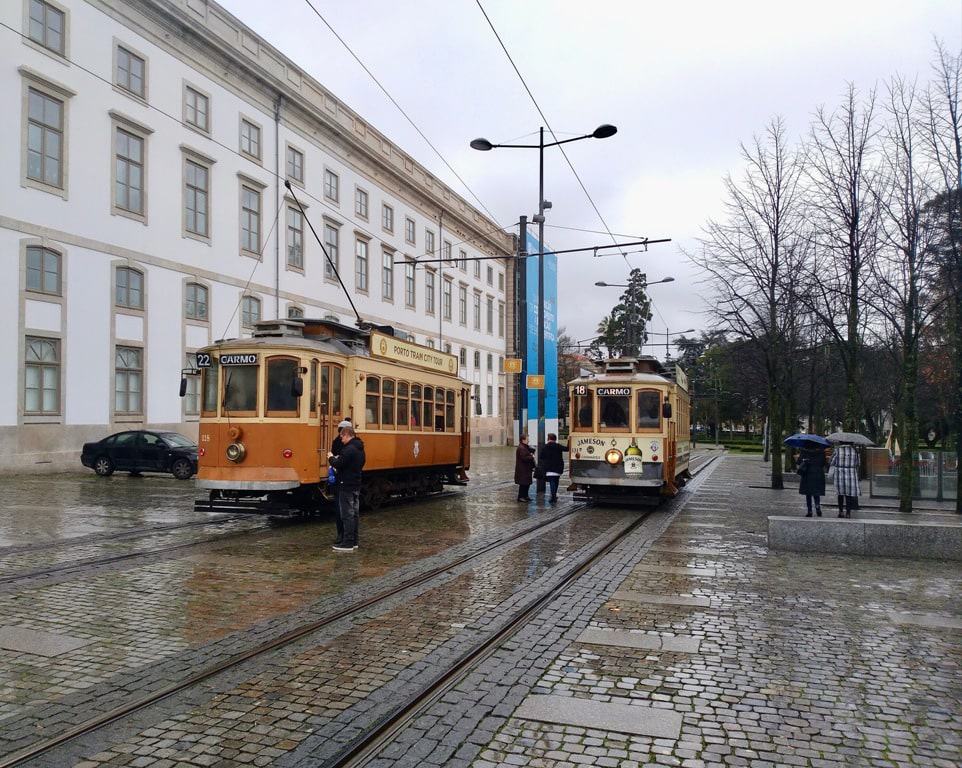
(0, 448, 555, 724)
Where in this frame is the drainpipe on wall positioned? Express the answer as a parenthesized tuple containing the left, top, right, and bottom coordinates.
(274, 94, 282, 319)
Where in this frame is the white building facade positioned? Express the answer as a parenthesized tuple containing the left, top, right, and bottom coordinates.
(1, 0, 514, 470)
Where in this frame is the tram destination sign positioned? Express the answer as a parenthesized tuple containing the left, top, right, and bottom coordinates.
(218, 353, 258, 366)
(371, 331, 458, 375)
(596, 387, 631, 397)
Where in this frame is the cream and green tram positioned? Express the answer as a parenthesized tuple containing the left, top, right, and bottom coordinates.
(567, 357, 691, 504)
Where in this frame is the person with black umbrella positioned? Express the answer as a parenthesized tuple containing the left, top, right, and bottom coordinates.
(786, 434, 831, 517)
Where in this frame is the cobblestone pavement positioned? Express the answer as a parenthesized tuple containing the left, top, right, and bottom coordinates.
(0, 448, 535, 736)
(461, 455, 962, 768)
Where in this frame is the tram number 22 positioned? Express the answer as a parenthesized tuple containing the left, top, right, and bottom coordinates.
(195, 353, 213, 368)
(572, 385, 588, 396)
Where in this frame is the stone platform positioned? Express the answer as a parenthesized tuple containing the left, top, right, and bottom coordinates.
(768, 515, 962, 560)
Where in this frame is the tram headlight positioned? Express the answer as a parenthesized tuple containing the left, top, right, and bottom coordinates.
(226, 442, 246, 463)
(605, 448, 623, 466)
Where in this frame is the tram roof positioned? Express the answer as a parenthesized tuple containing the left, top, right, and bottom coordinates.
(567, 371, 672, 387)
(202, 333, 359, 357)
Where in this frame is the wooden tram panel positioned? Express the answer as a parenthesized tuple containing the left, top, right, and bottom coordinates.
(194, 319, 471, 511)
(567, 357, 691, 505)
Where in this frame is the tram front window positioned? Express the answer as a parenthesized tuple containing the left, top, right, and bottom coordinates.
(574, 393, 593, 431)
(201, 361, 219, 415)
(266, 358, 299, 415)
(224, 365, 257, 414)
(637, 390, 661, 430)
(599, 395, 629, 429)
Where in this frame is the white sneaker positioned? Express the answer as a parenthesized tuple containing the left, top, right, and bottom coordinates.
(332, 545, 357, 552)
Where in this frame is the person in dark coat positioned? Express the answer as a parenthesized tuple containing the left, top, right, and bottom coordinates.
(328, 426, 365, 551)
(797, 444, 827, 517)
(514, 434, 536, 502)
(539, 433, 567, 503)
(328, 419, 353, 544)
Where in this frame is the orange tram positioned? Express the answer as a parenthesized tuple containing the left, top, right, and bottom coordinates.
(188, 318, 472, 513)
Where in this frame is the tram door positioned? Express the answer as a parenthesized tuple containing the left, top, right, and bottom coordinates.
(317, 363, 344, 468)
(459, 387, 470, 466)
(666, 417, 677, 483)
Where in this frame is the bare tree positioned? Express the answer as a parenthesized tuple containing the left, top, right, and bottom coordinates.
(803, 84, 883, 437)
(693, 117, 806, 489)
(921, 41, 962, 514)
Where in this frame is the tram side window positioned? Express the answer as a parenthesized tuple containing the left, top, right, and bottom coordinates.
(332, 367, 342, 418)
(266, 357, 299, 416)
(410, 384, 422, 428)
(422, 386, 433, 431)
(445, 389, 455, 431)
(382, 379, 395, 427)
(435, 387, 445, 432)
(366, 376, 380, 428)
(598, 394, 629, 430)
(224, 365, 257, 415)
(310, 360, 318, 417)
(201, 361, 219, 415)
(573, 392, 593, 431)
(637, 390, 661, 430)
(397, 381, 409, 427)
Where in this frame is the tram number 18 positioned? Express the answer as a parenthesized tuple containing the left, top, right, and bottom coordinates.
(195, 353, 213, 368)
(572, 385, 587, 396)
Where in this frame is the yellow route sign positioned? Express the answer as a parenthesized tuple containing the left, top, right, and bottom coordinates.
(504, 358, 523, 374)
(526, 374, 545, 390)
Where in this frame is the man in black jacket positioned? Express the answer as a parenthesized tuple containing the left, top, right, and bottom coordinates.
(328, 426, 365, 552)
(540, 433, 567, 503)
(328, 419, 353, 544)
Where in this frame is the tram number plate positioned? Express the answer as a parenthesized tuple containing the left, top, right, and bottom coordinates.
(572, 385, 588, 396)
(195, 353, 213, 368)
(597, 387, 631, 396)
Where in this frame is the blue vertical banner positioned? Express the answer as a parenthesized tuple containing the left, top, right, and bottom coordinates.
(524, 232, 558, 439)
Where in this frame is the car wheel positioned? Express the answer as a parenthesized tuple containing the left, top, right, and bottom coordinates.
(93, 456, 114, 477)
(171, 458, 194, 480)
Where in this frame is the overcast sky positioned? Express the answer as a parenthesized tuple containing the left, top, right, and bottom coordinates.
(221, 0, 960, 352)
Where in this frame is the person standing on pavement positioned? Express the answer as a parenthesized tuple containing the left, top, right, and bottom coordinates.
(514, 434, 536, 502)
(328, 425, 365, 551)
(540, 433, 567, 504)
(328, 418, 353, 545)
(797, 443, 826, 517)
(829, 443, 860, 518)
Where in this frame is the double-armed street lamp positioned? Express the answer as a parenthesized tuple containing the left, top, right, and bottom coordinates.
(471, 123, 617, 454)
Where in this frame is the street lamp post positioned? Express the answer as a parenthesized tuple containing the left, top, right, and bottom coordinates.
(472, 124, 617, 466)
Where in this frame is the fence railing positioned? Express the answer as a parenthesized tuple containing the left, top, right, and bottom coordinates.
(866, 447, 958, 501)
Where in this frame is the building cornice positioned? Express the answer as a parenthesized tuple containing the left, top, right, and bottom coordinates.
(85, 0, 512, 259)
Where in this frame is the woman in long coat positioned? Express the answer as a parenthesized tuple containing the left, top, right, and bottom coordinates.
(830, 443, 860, 518)
(797, 444, 827, 517)
(514, 434, 536, 502)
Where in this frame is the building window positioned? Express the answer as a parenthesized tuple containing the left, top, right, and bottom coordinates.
(473, 350, 481, 369)
(184, 86, 208, 132)
(24, 336, 60, 415)
(382, 204, 394, 232)
(498, 302, 505, 337)
(405, 218, 416, 245)
(28, 0, 65, 56)
(459, 348, 467, 366)
(458, 285, 467, 325)
(114, 346, 143, 414)
(487, 385, 494, 416)
(487, 265, 494, 285)
(240, 185, 261, 254)
(25, 245, 61, 295)
(486, 297, 494, 334)
(487, 353, 493, 372)
(26, 88, 63, 189)
(472, 293, 481, 331)
(239, 119, 260, 160)
(355, 238, 369, 292)
(404, 260, 416, 308)
(286, 146, 303, 183)
(114, 128, 145, 216)
(474, 259, 481, 279)
(443, 240, 452, 263)
(498, 272, 505, 292)
(115, 266, 144, 309)
(425, 229, 435, 258)
(323, 224, 339, 280)
(287, 207, 304, 269)
(324, 169, 339, 202)
(184, 354, 200, 415)
(115, 46, 145, 99)
(442, 278, 452, 320)
(425, 270, 435, 315)
(355, 187, 368, 218)
(382, 251, 394, 301)
(184, 158, 209, 238)
(241, 295, 260, 328)
(459, 250, 467, 271)
(185, 282, 208, 320)
(288, 305, 304, 319)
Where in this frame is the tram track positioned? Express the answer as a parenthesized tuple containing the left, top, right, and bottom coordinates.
(0, 454, 722, 768)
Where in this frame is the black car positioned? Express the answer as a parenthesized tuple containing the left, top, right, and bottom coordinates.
(81, 430, 198, 480)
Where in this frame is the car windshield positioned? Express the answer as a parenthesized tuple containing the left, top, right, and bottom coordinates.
(161, 433, 196, 448)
